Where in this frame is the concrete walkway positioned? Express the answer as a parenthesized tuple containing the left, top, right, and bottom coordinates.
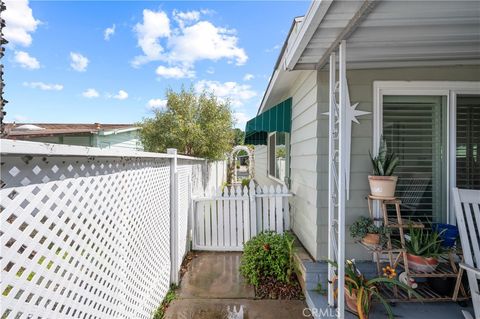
(165, 252, 310, 319)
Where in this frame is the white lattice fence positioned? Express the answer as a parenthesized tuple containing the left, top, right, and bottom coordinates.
(0, 140, 211, 319)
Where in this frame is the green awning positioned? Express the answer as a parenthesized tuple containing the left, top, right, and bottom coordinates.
(244, 98, 292, 145)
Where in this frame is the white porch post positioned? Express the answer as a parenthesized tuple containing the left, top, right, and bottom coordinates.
(168, 148, 179, 284)
(337, 39, 347, 319)
(327, 52, 336, 307)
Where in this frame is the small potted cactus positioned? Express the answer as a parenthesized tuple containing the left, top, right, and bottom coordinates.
(368, 138, 399, 197)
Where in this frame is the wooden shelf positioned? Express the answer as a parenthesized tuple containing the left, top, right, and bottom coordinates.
(398, 261, 461, 278)
(364, 195, 470, 303)
(357, 240, 404, 253)
(378, 283, 470, 303)
(385, 217, 424, 229)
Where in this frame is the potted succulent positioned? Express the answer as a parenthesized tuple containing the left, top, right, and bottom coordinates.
(329, 260, 420, 319)
(369, 138, 399, 197)
(349, 216, 387, 246)
(404, 226, 445, 273)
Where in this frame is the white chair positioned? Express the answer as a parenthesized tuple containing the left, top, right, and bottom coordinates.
(453, 187, 480, 319)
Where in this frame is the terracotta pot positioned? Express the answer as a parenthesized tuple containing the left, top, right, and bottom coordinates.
(345, 288, 358, 314)
(362, 233, 380, 246)
(406, 253, 439, 273)
(368, 175, 398, 197)
(345, 288, 371, 317)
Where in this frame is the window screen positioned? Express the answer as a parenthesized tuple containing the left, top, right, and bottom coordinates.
(456, 95, 480, 190)
(383, 95, 447, 223)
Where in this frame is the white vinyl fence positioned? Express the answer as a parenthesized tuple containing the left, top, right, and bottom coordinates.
(192, 182, 291, 251)
(0, 140, 225, 319)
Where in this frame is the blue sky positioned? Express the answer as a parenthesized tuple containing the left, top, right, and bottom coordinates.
(2, 0, 309, 129)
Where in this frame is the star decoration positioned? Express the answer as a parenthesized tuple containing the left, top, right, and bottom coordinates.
(323, 80, 370, 200)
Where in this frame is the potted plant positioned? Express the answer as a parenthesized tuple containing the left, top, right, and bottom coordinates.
(349, 216, 387, 246)
(329, 260, 420, 319)
(404, 226, 445, 273)
(369, 138, 399, 197)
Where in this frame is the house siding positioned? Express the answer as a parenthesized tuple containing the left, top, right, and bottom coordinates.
(252, 145, 273, 186)
(316, 65, 480, 260)
(95, 130, 142, 150)
(253, 70, 322, 259)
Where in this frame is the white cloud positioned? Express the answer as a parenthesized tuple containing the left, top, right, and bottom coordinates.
(206, 67, 215, 74)
(14, 51, 40, 69)
(172, 10, 200, 28)
(168, 21, 247, 66)
(82, 88, 99, 98)
(104, 24, 115, 41)
(132, 9, 247, 73)
(233, 112, 249, 129)
(132, 9, 171, 66)
(23, 81, 63, 91)
(194, 80, 256, 108)
(70, 52, 89, 72)
(155, 65, 194, 79)
(2, 0, 40, 47)
(243, 73, 254, 81)
(147, 98, 168, 110)
(113, 90, 128, 100)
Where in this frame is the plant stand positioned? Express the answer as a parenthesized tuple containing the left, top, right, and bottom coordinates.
(363, 195, 470, 302)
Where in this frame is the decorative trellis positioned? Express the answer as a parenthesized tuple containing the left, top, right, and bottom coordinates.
(0, 141, 213, 319)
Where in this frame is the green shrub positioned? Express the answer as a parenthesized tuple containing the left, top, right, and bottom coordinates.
(240, 231, 295, 286)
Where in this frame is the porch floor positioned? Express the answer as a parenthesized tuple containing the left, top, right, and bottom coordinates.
(294, 245, 474, 318)
(165, 252, 310, 318)
(306, 288, 473, 319)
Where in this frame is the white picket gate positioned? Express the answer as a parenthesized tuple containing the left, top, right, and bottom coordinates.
(192, 181, 290, 251)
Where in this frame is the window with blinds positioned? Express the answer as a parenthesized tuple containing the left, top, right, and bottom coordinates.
(456, 95, 480, 190)
(382, 95, 447, 223)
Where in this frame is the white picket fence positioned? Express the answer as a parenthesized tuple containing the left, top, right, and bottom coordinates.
(192, 181, 291, 251)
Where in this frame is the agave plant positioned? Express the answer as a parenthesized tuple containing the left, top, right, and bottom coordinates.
(369, 138, 399, 176)
(404, 226, 446, 258)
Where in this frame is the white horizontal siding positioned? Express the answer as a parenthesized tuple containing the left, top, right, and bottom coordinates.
(289, 71, 320, 259)
(253, 145, 277, 187)
(253, 69, 321, 259)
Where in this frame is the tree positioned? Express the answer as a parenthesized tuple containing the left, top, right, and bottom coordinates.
(233, 128, 245, 146)
(139, 87, 234, 160)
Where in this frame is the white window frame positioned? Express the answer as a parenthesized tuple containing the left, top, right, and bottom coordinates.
(267, 131, 289, 185)
(373, 81, 480, 224)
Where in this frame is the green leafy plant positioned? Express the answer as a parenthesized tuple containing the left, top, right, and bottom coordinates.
(349, 217, 388, 242)
(404, 226, 445, 258)
(241, 178, 251, 188)
(329, 260, 420, 319)
(240, 231, 295, 286)
(152, 284, 178, 319)
(369, 138, 399, 176)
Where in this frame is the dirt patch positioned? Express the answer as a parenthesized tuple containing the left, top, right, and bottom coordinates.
(254, 274, 304, 300)
(179, 251, 198, 280)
